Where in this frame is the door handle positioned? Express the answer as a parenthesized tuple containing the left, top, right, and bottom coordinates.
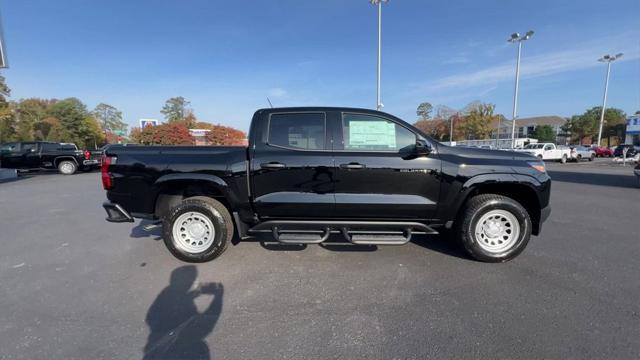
(260, 162, 286, 169)
(340, 162, 365, 169)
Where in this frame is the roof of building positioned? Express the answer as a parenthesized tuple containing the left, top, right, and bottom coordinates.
(504, 116, 567, 127)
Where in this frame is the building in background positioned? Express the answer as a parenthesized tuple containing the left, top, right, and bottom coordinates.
(625, 115, 640, 146)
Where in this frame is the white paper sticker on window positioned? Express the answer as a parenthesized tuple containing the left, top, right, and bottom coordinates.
(348, 121, 396, 148)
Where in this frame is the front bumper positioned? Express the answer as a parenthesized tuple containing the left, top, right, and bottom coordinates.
(535, 205, 552, 235)
(103, 201, 134, 223)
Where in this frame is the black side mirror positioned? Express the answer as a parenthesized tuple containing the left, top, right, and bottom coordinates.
(415, 139, 432, 156)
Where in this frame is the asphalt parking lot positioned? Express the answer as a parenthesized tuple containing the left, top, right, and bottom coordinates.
(1, 159, 639, 359)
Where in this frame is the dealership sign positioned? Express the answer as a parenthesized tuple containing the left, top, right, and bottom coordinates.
(626, 116, 640, 135)
(139, 119, 159, 128)
(189, 129, 211, 137)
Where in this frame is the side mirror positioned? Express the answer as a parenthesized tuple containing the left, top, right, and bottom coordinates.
(415, 139, 432, 156)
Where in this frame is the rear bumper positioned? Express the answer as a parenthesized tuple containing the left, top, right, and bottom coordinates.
(103, 201, 134, 223)
(83, 159, 100, 166)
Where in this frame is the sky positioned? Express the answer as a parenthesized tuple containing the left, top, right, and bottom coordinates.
(2, 0, 639, 132)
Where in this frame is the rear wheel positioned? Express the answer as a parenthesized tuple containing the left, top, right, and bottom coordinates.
(456, 194, 532, 262)
(589, 154, 595, 161)
(162, 197, 233, 262)
(57, 160, 77, 175)
(576, 154, 582, 162)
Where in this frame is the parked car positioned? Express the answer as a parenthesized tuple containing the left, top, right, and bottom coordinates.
(0, 141, 99, 175)
(568, 145, 595, 162)
(101, 107, 551, 264)
(613, 144, 639, 158)
(514, 143, 571, 163)
(590, 145, 614, 157)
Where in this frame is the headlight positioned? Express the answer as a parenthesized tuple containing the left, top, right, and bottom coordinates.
(528, 161, 546, 173)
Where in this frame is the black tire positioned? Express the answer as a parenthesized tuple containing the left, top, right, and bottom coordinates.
(576, 155, 582, 162)
(456, 194, 532, 263)
(57, 160, 77, 175)
(162, 197, 233, 263)
(537, 155, 543, 160)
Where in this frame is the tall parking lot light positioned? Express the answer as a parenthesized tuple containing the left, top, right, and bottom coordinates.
(508, 30, 534, 148)
(370, 0, 388, 111)
(596, 53, 623, 146)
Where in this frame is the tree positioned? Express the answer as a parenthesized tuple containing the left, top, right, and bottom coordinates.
(206, 124, 246, 145)
(0, 74, 15, 143)
(532, 125, 556, 143)
(416, 102, 433, 121)
(414, 119, 449, 140)
(93, 103, 127, 135)
(458, 103, 497, 140)
(565, 106, 626, 143)
(161, 97, 191, 122)
(13, 98, 52, 141)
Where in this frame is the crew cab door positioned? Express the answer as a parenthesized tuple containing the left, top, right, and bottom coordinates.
(331, 112, 441, 220)
(22, 142, 42, 168)
(249, 111, 335, 219)
(543, 144, 557, 159)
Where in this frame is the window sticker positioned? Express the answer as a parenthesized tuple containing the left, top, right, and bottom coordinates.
(348, 121, 396, 148)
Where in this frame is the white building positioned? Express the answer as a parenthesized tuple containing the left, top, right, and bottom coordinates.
(624, 115, 640, 146)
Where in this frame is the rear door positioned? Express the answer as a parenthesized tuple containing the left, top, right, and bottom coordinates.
(331, 112, 441, 220)
(250, 111, 335, 219)
(22, 142, 42, 168)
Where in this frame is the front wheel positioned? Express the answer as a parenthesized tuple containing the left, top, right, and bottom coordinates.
(589, 154, 595, 161)
(162, 197, 234, 262)
(456, 194, 532, 262)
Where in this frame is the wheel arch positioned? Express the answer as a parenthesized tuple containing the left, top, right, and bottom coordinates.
(449, 174, 544, 235)
(54, 156, 79, 167)
(151, 173, 237, 220)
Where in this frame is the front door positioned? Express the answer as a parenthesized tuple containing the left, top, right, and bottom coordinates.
(332, 112, 441, 220)
(250, 112, 335, 219)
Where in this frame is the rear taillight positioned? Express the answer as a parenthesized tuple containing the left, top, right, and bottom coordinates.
(101, 155, 116, 190)
(84, 150, 91, 160)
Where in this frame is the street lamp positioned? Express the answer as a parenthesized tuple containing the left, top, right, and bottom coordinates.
(508, 30, 534, 148)
(596, 53, 623, 146)
(370, 0, 388, 111)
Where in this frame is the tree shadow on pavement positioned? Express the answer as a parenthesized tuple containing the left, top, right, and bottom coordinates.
(547, 170, 639, 189)
(143, 266, 223, 360)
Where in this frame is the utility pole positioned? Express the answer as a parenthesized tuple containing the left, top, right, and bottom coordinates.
(508, 31, 534, 148)
(596, 53, 623, 146)
(370, 0, 388, 111)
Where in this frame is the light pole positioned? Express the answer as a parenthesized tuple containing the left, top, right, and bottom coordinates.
(370, 0, 387, 111)
(508, 30, 534, 148)
(596, 53, 623, 146)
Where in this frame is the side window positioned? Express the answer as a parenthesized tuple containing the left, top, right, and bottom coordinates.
(268, 113, 325, 150)
(0, 143, 18, 153)
(544, 145, 553, 151)
(342, 114, 415, 152)
(21, 143, 38, 152)
(42, 143, 58, 151)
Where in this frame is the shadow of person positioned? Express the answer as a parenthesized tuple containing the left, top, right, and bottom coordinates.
(143, 266, 223, 360)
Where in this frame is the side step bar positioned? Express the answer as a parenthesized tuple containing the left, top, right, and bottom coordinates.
(249, 220, 437, 246)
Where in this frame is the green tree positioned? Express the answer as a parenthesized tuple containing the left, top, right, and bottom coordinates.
(161, 96, 191, 122)
(565, 106, 626, 143)
(416, 102, 433, 121)
(13, 98, 53, 141)
(532, 125, 556, 142)
(92, 103, 127, 134)
(47, 98, 96, 147)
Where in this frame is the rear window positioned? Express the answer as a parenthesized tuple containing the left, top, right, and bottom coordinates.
(268, 113, 326, 150)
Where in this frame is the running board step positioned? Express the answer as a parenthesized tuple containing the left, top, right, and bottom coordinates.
(249, 220, 437, 245)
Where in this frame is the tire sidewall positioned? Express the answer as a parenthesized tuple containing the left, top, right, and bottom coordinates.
(163, 199, 229, 262)
(461, 198, 531, 262)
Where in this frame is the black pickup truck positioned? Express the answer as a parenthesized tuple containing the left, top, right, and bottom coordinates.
(0, 141, 100, 175)
(102, 107, 551, 263)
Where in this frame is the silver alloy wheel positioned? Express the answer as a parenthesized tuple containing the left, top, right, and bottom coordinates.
(172, 211, 216, 254)
(474, 209, 520, 253)
(60, 162, 75, 174)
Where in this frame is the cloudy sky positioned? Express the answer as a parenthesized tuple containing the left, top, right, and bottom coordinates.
(2, 0, 639, 131)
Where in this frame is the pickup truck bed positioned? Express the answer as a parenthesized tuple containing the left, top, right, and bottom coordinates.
(102, 107, 551, 263)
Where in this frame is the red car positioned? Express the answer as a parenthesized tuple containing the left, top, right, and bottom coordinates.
(590, 145, 614, 157)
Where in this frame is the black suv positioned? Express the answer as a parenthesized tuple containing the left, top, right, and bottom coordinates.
(0, 141, 99, 175)
(613, 144, 639, 158)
